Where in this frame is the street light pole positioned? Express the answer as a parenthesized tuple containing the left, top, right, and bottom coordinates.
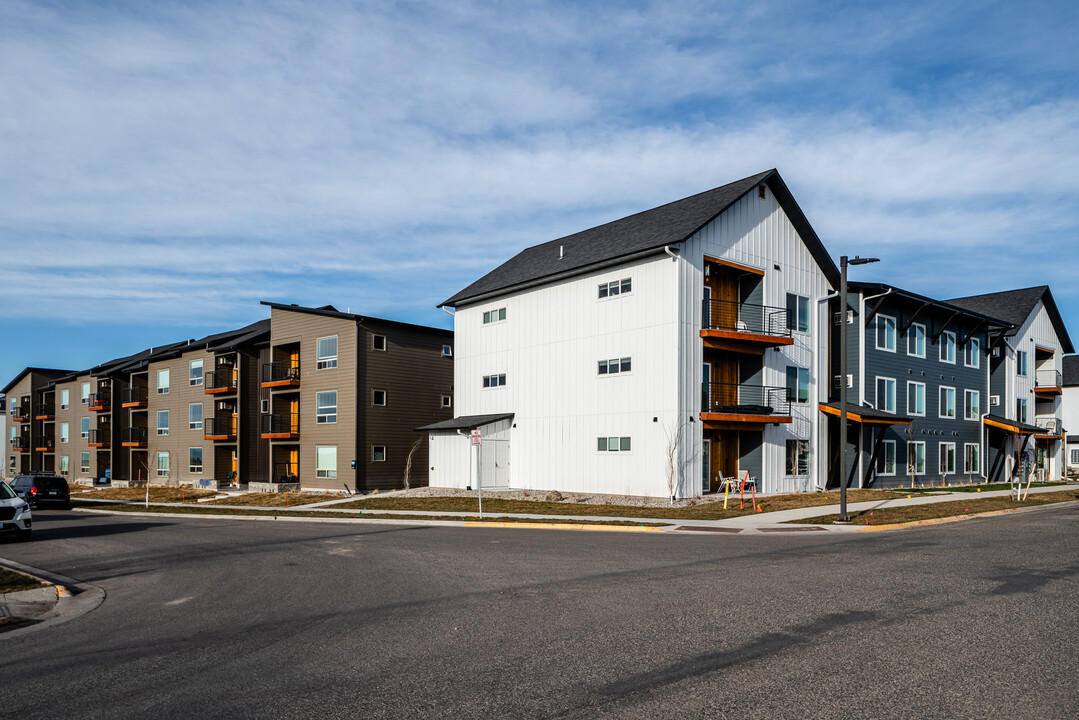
(837, 254, 879, 523)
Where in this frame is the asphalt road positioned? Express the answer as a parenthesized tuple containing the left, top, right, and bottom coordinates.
(2, 507, 1077, 719)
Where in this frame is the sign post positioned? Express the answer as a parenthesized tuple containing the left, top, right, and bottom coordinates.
(470, 429, 482, 517)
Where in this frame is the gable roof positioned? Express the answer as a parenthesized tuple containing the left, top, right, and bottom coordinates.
(1063, 355, 1079, 387)
(947, 286, 1074, 353)
(848, 282, 1015, 332)
(440, 169, 840, 308)
(261, 302, 452, 337)
(1, 367, 75, 396)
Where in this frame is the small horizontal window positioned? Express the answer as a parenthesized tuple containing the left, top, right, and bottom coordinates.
(597, 436, 632, 452)
(482, 308, 507, 324)
(598, 278, 632, 298)
(598, 357, 632, 375)
(373, 335, 387, 352)
(482, 374, 506, 388)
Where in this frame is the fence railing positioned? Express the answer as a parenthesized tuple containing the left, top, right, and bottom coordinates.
(262, 413, 299, 436)
(700, 383, 792, 416)
(122, 427, 148, 446)
(205, 366, 238, 392)
(262, 360, 301, 385)
(204, 416, 237, 439)
(702, 299, 790, 337)
(1035, 369, 1062, 391)
(1034, 416, 1062, 435)
(122, 386, 147, 406)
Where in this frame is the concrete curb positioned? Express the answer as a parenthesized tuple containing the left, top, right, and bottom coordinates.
(845, 500, 1078, 532)
(0, 558, 105, 639)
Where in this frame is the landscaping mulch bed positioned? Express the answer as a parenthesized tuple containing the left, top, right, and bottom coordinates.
(203, 492, 340, 507)
(75, 487, 216, 504)
(791, 490, 1079, 526)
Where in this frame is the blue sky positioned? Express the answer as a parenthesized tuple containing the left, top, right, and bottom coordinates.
(2, 0, 1078, 384)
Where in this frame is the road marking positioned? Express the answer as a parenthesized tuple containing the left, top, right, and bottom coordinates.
(165, 597, 193, 606)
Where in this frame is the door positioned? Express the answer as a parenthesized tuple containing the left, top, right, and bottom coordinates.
(702, 439, 711, 493)
(479, 440, 510, 488)
(288, 397, 299, 433)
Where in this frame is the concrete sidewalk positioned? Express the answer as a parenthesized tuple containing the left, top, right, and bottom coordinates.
(0, 559, 106, 637)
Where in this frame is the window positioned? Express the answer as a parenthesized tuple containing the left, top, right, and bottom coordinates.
(373, 390, 387, 406)
(482, 307, 507, 324)
(60, 389, 70, 409)
(939, 443, 956, 474)
(598, 278, 632, 298)
(60, 456, 69, 474)
(372, 335, 387, 352)
(157, 452, 169, 478)
(81, 417, 90, 438)
(786, 293, 809, 332)
(372, 445, 386, 462)
(317, 336, 338, 369)
(81, 382, 91, 403)
(441, 395, 452, 408)
(261, 399, 269, 414)
(940, 331, 956, 363)
(190, 359, 204, 386)
(965, 338, 980, 368)
(908, 442, 926, 475)
(1070, 448, 1079, 465)
(876, 377, 896, 413)
(189, 447, 203, 474)
(316, 446, 337, 478)
(157, 368, 170, 394)
(81, 452, 90, 473)
(964, 444, 980, 474)
(939, 387, 956, 419)
(785, 439, 809, 476)
(876, 315, 897, 352)
(442, 345, 452, 357)
(598, 357, 632, 375)
(316, 391, 337, 424)
(786, 367, 810, 403)
(189, 403, 203, 430)
(1017, 398, 1028, 423)
(964, 390, 980, 420)
(907, 382, 926, 416)
(1017, 350, 1028, 376)
(597, 437, 632, 452)
(482, 374, 507, 388)
(60, 423, 69, 443)
(908, 324, 926, 358)
(157, 410, 170, 435)
(877, 441, 897, 476)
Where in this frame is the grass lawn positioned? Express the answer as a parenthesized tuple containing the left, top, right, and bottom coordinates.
(898, 481, 1071, 494)
(790, 489, 1079, 526)
(203, 492, 337, 507)
(329, 489, 907, 520)
(0, 567, 48, 594)
(76, 487, 217, 503)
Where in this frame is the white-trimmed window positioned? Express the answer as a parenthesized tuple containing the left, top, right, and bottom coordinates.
(939, 387, 956, 419)
(597, 436, 632, 452)
(157, 368, 170, 394)
(81, 417, 90, 438)
(939, 442, 956, 474)
(190, 359, 204, 386)
(787, 367, 810, 403)
(482, 308, 507, 324)
(60, 455, 69, 474)
(316, 446, 337, 478)
(60, 422, 69, 443)
(940, 331, 956, 363)
(908, 442, 926, 475)
(441, 395, 452, 408)
(157, 452, 169, 478)
(964, 338, 980, 368)
(964, 390, 980, 420)
(786, 293, 809, 332)
(964, 444, 980, 474)
(157, 410, 170, 435)
(877, 440, 897, 476)
(80, 452, 90, 473)
(598, 278, 632, 298)
(373, 389, 387, 406)
(189, 447, 203, 474)
(60, 389, 70, 409)
(876, 315, 897, 352)
(598, 357, 632, 375)
(372, 445, 386, 462)
(442, 344, 452, 357)
(876, 377, 896, 413)
(1017, 398, 1028, 423)
(786, 439, 809, 476)
(373, 335, 387, 352)
(1070, 448, 1079, 465)
(316, 391, 337, 424)
(1017, 350, 1028, 376)
(189, 403, 203, 430)
(482, 374, 506, 388)
(81, 382, 91, 403)
(317, 336, 338, 369)
(908, 324, 926, 358)
(907, 382, 925, 416)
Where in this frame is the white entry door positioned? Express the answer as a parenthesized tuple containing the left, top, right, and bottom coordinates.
(479, 440, 510, 488)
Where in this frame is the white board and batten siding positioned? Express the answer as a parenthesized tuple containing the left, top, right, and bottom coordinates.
(1010, 300, 1065, 478)
(428, 418, 511, 490)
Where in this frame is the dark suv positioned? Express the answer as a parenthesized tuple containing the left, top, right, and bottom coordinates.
(10, 474, 71, 509)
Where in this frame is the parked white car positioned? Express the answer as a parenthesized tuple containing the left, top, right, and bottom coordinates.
(0, 480, 32, 541)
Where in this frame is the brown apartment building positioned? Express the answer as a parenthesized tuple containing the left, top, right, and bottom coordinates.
(4, 368, 75, 479)
(261, 303, 454, 492)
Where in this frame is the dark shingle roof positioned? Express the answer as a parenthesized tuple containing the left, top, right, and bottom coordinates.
(441, 169, 840, 307)
(1, 368, 76, 396)
(848, 282, 1014, 330)
(947, 286, 1074, 353)
(416, 413, 514, 432)
(261, 302, 452, 337)
(1064, 355, 1079, 387)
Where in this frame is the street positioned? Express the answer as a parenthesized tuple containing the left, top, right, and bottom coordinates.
(2, 506, 1078, 719)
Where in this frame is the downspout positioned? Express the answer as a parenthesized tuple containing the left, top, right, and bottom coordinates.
(855, 287, 894, 488)
(664, 245, 679, 260)
(441, 306, 455, 317)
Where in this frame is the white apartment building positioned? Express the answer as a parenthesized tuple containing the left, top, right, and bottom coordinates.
(1059, 355, 1079, 478)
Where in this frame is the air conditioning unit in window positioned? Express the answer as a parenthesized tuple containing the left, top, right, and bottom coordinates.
(832, 374, 854, 390)
(990, 395, 1000, 406)
(833, 310, 854, 325)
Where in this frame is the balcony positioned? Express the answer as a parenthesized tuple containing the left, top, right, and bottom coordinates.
(13, 437, 31, 453)
(700, 383, 793, 424)
(12, 407, 31, 423)
(273, 462, 300, 484)
(262, 360, 301, 389)
(122, 386, 148, 408)
(204, 367, 238, 395)
(34, 435, 55, 452)
(204, 416, 237, 442)
(261, 413, 300, 440)
(35, 403, 55, 420)
(122, 427, 148, 448)
(88, 392, 111, 411)
(88, 429, 110, 448)
(1034, 369, 1062, 395)
(701, 299, 794, 354)
(1034, 416, 1062, 437)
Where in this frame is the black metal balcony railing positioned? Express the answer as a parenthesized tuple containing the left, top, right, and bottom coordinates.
(261, 413, 299, 437)
(34, 435, 55, 451)
(35, 403, 55, 419)
(13, 437, 31, 452)
(1035, 369, 1062, 391)
(702, 299, 790, 337)
(273, 462, 299, 484)
(122, 427, 148, 446)
(12, 407, 31, 422)
(87, 429, 110, 447)
(122, 386, 148, 407)
(701, 383, 792, 416)
(262, 360, 301, 386)
(1034, 416, 1062, 435)
(204, 367, 238, 393)
(88, 391, 111, 410)
(204, 416, 237, 440)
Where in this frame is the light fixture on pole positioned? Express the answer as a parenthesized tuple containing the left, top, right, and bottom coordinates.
(838, 254, 879, 523)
